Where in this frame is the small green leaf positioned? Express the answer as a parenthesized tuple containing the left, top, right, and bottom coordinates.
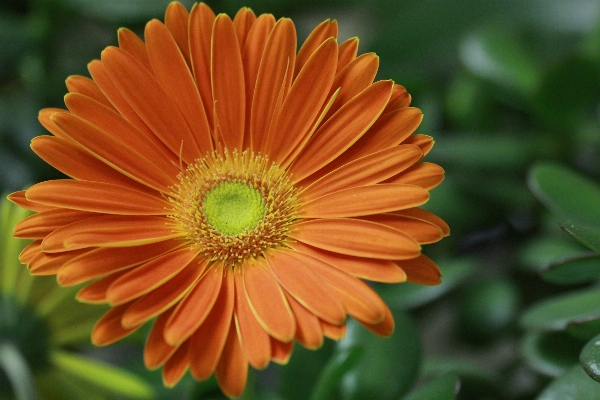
(560, 222, 600, 254)
(51, 350, 154, 399)
(542, 254, 600, 285)
(338, 312, 421, 400)
(518, 236, 586, 272)
(536, 365, 600, 400)
(528, 163, 600, 226)
(402, 372, 458, 400)
(580, 333, 600, 383)
(520, 288, 600, 332)
(521, 331, 583, 377)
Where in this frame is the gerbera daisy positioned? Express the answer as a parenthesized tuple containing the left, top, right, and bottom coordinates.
(10, 1, 448, 397)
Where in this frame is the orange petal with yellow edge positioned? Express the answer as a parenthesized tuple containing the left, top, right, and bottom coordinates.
(336, 37, 359, 73)
(19, 240, 42, 264)
(66, 75, 114, 109)
(384, 84, 412, 113)
(320, 320, 346, 340)
(26, 180, 170, 215)
(164, 2, 191, 64)
(188, 269, 235, 380)
(14, 208, 94, 239)
(360, 213, 444, 245)
(270, 337, 294, 364)
(387, 162, 444, 190)
(92, 302, 141, 346)
(403, 134, 434, 156)
(8, 190, 52, 213)
(395, 254, 442, 285)
(144, 308, 177, 369)
(290, 241, 406, 283)
(396, 208, 450, 237)
(290, 218, 421, 260)
(29, 249, 88, 276)
(233, 270, 271, 370)
(266, 249, 345, 325)
(106, 247, 198, 306)
(284, 292, 323, 349)
(117, 28, 152, 72)
(162, 341, 189, 387)
(242, 258, 296, 342)
(294, 19, 337, 77)
(233, 7, 256, 49)
(216, 322, 248, 398)
(163, 262, 222, 346)
(357, 302, 395, 337)
(76, 269, 131, 304)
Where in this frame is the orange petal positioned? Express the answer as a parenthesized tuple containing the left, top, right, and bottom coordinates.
(290, 241, 407, 283)
(122, 259, 206, 328)
(162, 341, 190, 387)
(14, 208, 93, 239)
(58, 240, 182, 286)
(284, 291, 323, 349)
(64, 93, 179, 173)
(216, 321, 248, 398)
(233, 270, 271, 370)
(233, 7, 257, 49)
(358, 302, 394, 337)
(270, 337, 294, 364)
(324, 53, 379, 120)
(87, 60, 159, 143)
(242, 259, 295, 342)
(265, 38, 338, 164)
(164, 2, 191, 65)
(299, 184, 429, 219)
(336, 37, 359, 73)
(299, 145, 423, 201)
(29, 249, 88, 276)
(65, 75, 113, 109)
(30, 136, 155, 193)
(42, 215, 181, 252)
(250, 18, 296, 152)
(290, 218, 421, 260)
(117, 28, 152, 71)
(296, 251, 387, 324)
(189, 268, 235, 380)
(211, 14, 246, 151)
(19, 240, 42, 264)
(189, 3, 216, 129)
(39, 108, 69, 139)
(144, 308, 177, 369)
(332, 107, 423, 169)
(101, 46, 202, 165)
(403, 134, 434, 156)
(145, 20, 213, 155)
(76, 270, 131, 304)
(242, 14, 276, 146)
(395, 254, 442, 285)
(320, 320, 346, 340)
(26, 180, 170, 215)
(164, 263, 223, 346)
(266, 249, 346, 325)
(388, 162, 444, 190)
(395, 208, 450, 237)
(289, 80, 393, 182)
(384, 84, 412, 112)
(106, 247, 198, 305)
(8, 190, 51, 213)
(361, 213, 444, 245)
(50, 112, 174, 193)
(91, 302, 141, 346)
(294, 20, 338, 77)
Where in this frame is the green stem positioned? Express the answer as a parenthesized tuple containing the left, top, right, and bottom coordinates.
(0, 341, 39, 400)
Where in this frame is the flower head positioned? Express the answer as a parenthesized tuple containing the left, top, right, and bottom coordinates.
(11, 2, 448, 397)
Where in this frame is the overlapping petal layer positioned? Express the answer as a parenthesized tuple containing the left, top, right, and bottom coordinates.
(11, 2, 448, 397)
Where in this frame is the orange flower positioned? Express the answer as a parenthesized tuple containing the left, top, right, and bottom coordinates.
(11, 2, 449, 397)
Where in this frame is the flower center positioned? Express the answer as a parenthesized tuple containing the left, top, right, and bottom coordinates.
(168, 150, 298, 267)
(203, 182, 265, 236)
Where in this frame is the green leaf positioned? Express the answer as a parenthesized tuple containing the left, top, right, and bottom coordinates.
(338, 312, 421, 400)
(521, 331, 583, 377)
(520, 288, 600, 332)
(51, 350, 154, 399)
(542, 254, 600, 285)
(536, 365, 600, 400)
(581, 333, 600, 383)
(518, 236, 586, 272)
(528, 163, 600, 226)
(310, 346, 363, 400)
(402, 372, 458, 400)
(378, 257, 474, 310)
(560, 222, 600, 254)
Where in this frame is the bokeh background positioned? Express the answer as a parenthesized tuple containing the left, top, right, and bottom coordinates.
(2, 0, 600, 399)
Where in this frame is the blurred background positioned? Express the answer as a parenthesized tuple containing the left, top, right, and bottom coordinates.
(2, 0, 600, 399)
